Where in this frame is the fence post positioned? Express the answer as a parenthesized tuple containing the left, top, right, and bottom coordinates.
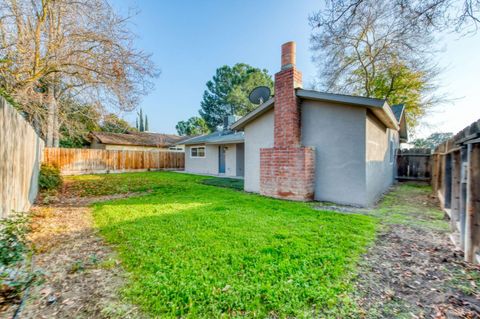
(465, 143, 480, 263)
(451, 150, 461, 230)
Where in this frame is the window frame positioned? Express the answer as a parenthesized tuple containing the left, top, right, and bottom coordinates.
(190, 146, 206, 158)
(389, 139, 395, 164)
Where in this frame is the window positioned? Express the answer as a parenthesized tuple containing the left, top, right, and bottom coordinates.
(190, 146, 205, 158)
(389, 139, 395, 164)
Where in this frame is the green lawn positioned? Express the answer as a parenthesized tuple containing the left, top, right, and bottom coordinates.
(372, 183, 448, 231)
(70, 172, 377, 318)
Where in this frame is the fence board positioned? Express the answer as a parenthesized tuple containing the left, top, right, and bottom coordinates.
(43, 148, 185, 175)
(0, 98, 44, 218)
(432, 118, 480, 263)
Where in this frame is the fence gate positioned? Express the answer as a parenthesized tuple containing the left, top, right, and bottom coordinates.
(396, 148, 432, 182)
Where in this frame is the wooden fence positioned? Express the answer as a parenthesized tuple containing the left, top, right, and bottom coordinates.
(396, 148, 432, 182)
(0, 98, 44, 218)
(43, 148, 185, 175)
(432, 119, 480, 264)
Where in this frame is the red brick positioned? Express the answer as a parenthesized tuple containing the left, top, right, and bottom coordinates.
(259, 42, 315, 202)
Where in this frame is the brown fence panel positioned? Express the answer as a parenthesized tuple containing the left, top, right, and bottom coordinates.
(431, 119, 480, 263)
(43, 148, 185, 175)
(396, 148, 432, 182)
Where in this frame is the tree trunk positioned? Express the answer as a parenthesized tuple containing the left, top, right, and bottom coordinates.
(53, 100, 59, 147)
(46, 83, 57, 147)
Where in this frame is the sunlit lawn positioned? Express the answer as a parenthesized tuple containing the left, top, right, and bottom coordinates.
(66, 172, 377, 318)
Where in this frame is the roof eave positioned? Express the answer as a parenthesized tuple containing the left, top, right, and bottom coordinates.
(373, 102, 400, 131)
(296, 89, 387, 108)
(297, 90, 399, 130)
(230, 98, 274, 130)
(206, 139, 245, 145)
(230, 90, 400, 131)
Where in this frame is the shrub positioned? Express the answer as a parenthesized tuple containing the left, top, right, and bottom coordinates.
(0, 212, 29, 267)
(38, 164, 62, 191)
(0, 212, 40, 308)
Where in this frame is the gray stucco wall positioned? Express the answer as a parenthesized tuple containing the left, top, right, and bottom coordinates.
(365, 112, 399, 204)
(243, 109, 274, 192)
(301, 100, 368, 206)
(184, 143, 242, 177)
(184, 144, 219, 175)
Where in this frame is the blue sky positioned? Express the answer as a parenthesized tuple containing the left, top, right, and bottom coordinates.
(115, 0, 480, 138)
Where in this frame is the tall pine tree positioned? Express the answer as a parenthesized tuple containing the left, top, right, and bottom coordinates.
(138, 109, 144, 132)
(198, 63, 273, 131)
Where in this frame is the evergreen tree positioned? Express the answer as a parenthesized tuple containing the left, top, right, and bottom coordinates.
(198, 63, 273, 130)
(138, 108, 145, 132)
(145, 115, 149, 132)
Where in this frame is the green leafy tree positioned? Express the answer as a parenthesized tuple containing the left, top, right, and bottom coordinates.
(413, 132, 453, 149)
(369, 63, 431, 128)
(176, 117, 210, 136)
(101, 114, 136, 133)
(199, 63, 273, 130)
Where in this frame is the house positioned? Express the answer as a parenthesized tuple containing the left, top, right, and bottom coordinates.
(229, 41, 408, 207)
(180, 42, 407, 206)
(180, 129, 245, 177)
(88, 131, 187, 151)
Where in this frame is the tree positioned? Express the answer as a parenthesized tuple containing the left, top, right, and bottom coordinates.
(101, 114, 136, 134)
(199, 63, 273, 130)
(136, 108, 149, 132)
(309, 0, 443, 130)
(311, 0, 480, 36)
(58, 100, 101, 148)
(0, 0, 158, 146)
(138, 109, 145, 132)
(413, 132, 453, 149)
(176, 117, 210, 136)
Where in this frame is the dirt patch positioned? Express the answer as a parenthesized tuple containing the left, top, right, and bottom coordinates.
(2, 190, 147, 319)
(353, 184, 480, 318)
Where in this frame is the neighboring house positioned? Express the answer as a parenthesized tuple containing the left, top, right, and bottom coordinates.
(180, 129, 245, 177)
(88, 131, 187, 151)
(229, 42, 408, 207)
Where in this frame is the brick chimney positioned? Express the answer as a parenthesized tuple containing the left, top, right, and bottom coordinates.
(274, 41, 303, 148)
(259, 42, 315, 201)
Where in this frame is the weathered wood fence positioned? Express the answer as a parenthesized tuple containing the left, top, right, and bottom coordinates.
(396, 148, 432, 182)
(43, 148, 185, 175)
(432, 119, 480, 264)
(0, 98, 44, 218)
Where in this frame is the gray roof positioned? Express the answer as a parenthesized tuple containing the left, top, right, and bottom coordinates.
(180, 131, 244, 145)
(296, 89, 387, 108)
(231, 89, 400, 131)
(391, 104, 405, 122)
(89, 131, 187, 147)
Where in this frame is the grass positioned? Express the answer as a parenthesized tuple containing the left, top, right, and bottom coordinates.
(201, 176, 244, 191)
(73, 172, 378, 318)
(371, 182, 448, 231)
